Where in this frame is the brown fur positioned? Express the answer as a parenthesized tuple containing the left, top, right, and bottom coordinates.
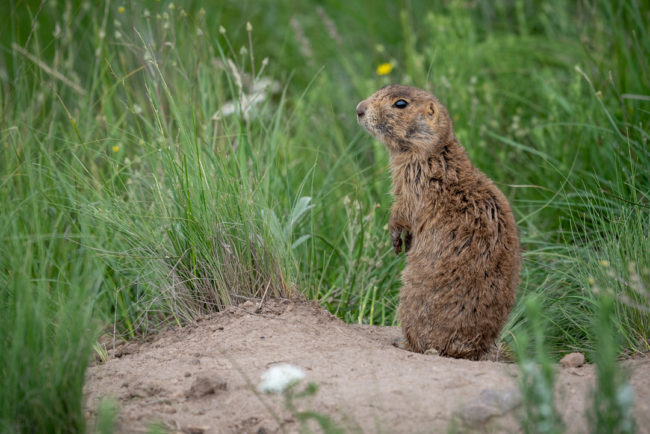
(356, 85, 520, 360)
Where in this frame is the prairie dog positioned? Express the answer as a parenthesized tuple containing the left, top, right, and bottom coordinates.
(356, 85, 520, 359)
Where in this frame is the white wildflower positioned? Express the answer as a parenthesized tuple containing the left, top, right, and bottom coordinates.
(259, 364, 305, 394)
(212, 72, 279, 121)
(225, 59, 242, 91)
(252, 77, 280, 94)
(218, 101, 236, 117)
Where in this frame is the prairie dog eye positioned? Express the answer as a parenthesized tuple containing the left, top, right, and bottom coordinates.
(393, 99, 408, 109)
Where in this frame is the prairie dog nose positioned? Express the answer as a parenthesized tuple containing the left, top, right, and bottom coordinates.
(356, 100, 368, 119)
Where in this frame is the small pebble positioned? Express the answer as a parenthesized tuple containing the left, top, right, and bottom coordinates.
(457, 388, 522, 427)
(560, 352, 585, 368)
(185, 375, 227, 399)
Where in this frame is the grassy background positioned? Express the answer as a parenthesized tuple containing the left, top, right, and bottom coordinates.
(1, 0, 648, 431)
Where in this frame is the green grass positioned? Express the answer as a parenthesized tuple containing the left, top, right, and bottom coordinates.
(589, 296, 636, 433)
(1, 0, 648, 431)
(515, 296, 563, 434)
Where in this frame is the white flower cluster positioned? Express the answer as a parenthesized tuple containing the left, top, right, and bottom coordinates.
(259, 363, 305, 394)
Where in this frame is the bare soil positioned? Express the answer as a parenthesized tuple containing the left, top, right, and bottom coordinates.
(84, 299, 650, 433)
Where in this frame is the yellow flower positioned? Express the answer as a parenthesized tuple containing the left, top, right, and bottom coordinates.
(118, 6, 125, 13)
(112, 145, 120, 153)
(376, 62, 393, 76)
(599, 260, 610, 268)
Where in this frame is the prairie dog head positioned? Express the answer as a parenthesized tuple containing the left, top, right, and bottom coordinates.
(356, 85, 453, 155)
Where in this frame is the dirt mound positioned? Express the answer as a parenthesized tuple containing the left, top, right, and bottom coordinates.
(84, 299, 650, 433)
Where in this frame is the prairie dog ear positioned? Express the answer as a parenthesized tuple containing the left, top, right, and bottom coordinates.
(427, 102, 435, 118)
(425, 102, 437, 129)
